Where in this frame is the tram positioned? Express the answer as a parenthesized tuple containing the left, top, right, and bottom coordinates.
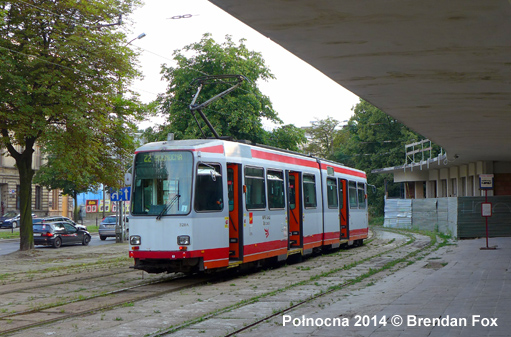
(128, 138, 369, 274)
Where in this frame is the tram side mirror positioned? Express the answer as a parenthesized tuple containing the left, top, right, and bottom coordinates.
(368, 184, 377, 193)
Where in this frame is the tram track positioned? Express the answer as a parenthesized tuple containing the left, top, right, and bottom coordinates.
(0, 270, 212, 335)
(222, 230, 443, 337)
(147, 228, 440, 337)
(0, 227, 446, 336)
(0, 267, 134, 296)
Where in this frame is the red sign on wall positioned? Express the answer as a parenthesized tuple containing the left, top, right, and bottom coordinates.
(86, 200, 98, 213)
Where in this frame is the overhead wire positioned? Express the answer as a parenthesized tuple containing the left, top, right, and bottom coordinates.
(8, 0, 257, 89)
(0, 45, 93, 76)
(0, 44, 160, 97)
(12, 0, 122, 28)
(4, 1, 261, 105)
(14, 0, 62, 16)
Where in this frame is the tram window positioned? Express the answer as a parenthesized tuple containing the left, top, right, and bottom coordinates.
(131, 151, 193, 216)
(339, 181, 344, 209)
(245, 166, 266, 210)
(195, 163, 223, 212)
(289, 175, 296, 210)
(303, 174, 317, 209)
(327, 178, 338, 208)
(349, 181, 358, 209)
(228, 168, 234, 212)
(267, 170, 285, 210)
(358, 183, 366, 209)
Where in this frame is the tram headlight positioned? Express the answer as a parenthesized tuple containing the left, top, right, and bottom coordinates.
(130, 235, 141, 245)
(177, 235, 190, 245)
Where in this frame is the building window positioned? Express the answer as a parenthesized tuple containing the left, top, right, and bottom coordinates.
(467, 176, 474, 196)
(461, 177, 467, 196)
(33, 147, 42, 170)
(441, 179, 447, 197)
(450, 178, 457, 197)
(35, 186, 42, 210)
(51, 189, 60, 210)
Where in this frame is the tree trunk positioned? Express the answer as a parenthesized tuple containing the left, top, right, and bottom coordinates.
(73, 191, 79, 221)
(17, 150, 35, 251)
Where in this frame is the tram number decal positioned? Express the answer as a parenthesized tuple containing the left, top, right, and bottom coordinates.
(264, 228, 270, 238)
(142, 153, 184, 163)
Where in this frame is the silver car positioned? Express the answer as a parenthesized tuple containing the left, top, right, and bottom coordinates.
(99, 215, 117, 240)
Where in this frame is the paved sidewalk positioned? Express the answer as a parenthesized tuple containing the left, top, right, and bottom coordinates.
(243, 237, 511, 337)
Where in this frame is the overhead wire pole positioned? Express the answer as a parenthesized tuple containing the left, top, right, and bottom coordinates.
(115, 32, 146, 243)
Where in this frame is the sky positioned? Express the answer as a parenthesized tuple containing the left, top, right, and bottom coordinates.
(127, 0, 360, 129)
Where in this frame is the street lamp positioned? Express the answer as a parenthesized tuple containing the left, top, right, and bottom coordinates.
(113, 32, 146, 243)
(126, 32, 146, 46)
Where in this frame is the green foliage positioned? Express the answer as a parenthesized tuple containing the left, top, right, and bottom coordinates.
(302, 117, 342, 158)
(34, 154, 100, 221)
(265, 124, 306, 152)
(0, 0, 144, 250)
(334, 100, 428, 215)
(145, 33, 305, 149)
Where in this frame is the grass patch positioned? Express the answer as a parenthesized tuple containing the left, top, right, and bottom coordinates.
(0, 231, 20, 239)
(369, 215, 384, 227)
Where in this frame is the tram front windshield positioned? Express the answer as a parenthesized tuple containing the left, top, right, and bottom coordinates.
(131, 151, 193, 216)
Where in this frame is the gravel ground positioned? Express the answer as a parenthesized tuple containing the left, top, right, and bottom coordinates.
(0, 228, 434, 337)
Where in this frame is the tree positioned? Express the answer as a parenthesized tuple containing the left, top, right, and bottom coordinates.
(266, 124, 306, 152)
(0, 0, 144, 250)
(302, 117, 342, 158)
(34, 157, 99, 221)
(146, 33, 302, 147)
(334, 100, 427, 215)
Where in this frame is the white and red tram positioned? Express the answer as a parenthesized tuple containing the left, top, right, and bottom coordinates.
(128, 138, 368, 274)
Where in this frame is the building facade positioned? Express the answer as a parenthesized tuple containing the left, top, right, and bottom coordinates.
(373, 143, 511, 238)
(0, 146, 72, 218)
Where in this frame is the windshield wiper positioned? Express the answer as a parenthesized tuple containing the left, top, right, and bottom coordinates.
(156, 194, 181, 220)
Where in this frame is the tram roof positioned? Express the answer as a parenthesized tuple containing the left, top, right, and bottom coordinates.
(135, 139, 223, 153)
(135, 138, 366, 177)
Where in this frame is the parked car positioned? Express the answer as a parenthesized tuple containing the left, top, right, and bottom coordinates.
(99, 215, 117, 240)
(0, 211, 37, 229)
(33, 221, 91, 248)
(33, 216, 87, 231)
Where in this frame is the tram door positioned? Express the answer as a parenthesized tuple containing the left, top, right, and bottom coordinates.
(339, 179, 349, 239)
(287, 171, 303, 248)
(228, 164, 243, 260)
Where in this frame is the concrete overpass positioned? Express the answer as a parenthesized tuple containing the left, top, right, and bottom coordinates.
(209, 0, 511, 165)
